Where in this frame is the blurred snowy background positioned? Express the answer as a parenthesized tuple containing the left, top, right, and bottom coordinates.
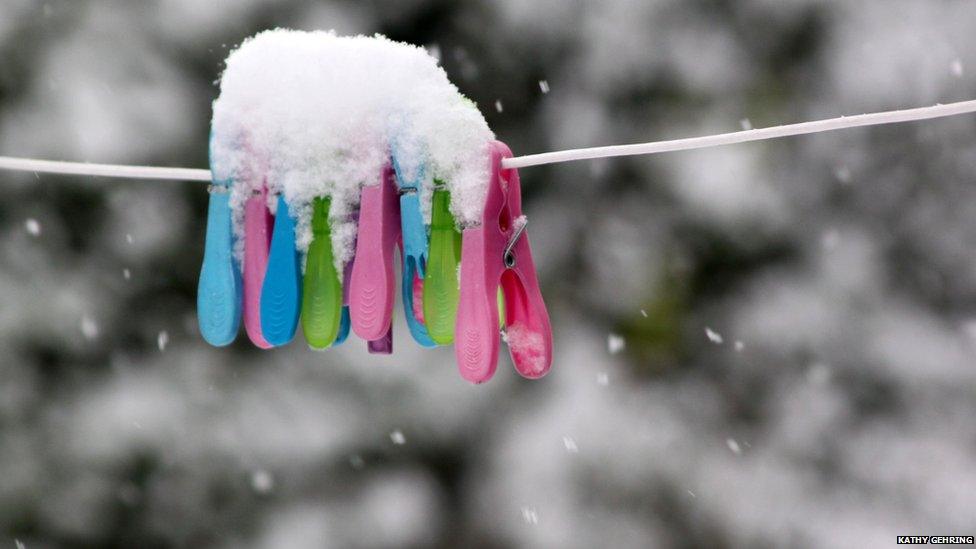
(1, 1, 975, 548)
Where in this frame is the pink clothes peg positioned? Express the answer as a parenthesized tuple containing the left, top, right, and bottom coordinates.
(340, 212, 378, 352)
(243, 183, 274, 349)
(349, 166, 401, 343)
(455, 141, 552, 383)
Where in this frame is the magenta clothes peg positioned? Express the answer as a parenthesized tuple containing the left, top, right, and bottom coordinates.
(243, 185, 274, 349)
(455, 141, 552, 384)
(349, 166, 401, 341)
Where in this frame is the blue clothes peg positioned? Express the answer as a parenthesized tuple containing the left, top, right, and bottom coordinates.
(392, 155, 437, 348)
(331, 232, 356, 348)
(334, 306, 351, 346)
(260, 195, 302, 345)
(198, 134, 242, 346)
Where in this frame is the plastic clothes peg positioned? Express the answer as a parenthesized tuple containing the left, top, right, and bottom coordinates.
(349, 166, 400, 341)
(243, 183, 274, 348)
(301, 197, 344, 349)
(368, 326, 393, 354)
(198, 133, 242, 347)
(334, 231, 357, 347)
(335, 307, 351, 346)
(392, 156, 436, 348)
(260, 195, 302, 346)
(423, 188, 462, 344)
(454, 140, 552, 383)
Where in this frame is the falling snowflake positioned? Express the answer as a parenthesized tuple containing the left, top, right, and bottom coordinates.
(157, 330, 169, 352)
(834, 165, 851, 183)
(538, 80, 549, 94)
(951, 59, 964, 77)
(607, 333, 625, 354)
(726, 438, 742, 455)
(24, 218, 41, 236)
(640, 309, 648, 318)
(80, 315, 99, 340)
(739, 118, 752, 130)
(495, 99, 504, 113)
(562, 435, 579, 453)
(251, 470, 274, 494)
(596, 372, 609, 386)
(125, 233, 134, 244)
(122, 268, 131, 281)
(390, 430, 406, 445)
(734, 340, 745, 352)
(520, 506, 539, 525)
(705, 327, 723, 344)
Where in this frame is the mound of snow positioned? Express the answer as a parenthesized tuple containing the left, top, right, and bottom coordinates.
(211, 29, 494, 269)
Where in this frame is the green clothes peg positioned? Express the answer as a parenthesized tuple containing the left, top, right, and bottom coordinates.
(423, 188, 462, 344)
(301, 197, 343, 349)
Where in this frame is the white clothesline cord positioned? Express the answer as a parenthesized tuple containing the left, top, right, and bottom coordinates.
(0, 156, 211, 182)
(501, 99, 976, 169)
(1, 99, 975, 181)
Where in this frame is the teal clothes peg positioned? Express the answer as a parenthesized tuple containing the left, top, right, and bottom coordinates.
(334, 306, 351, 346)
(260, 195, 302, 345)
(197, 134, 242, 346)
(399, 196, 436, 348)
(392, 155, 436, 348)
(333, 239, 356, 347)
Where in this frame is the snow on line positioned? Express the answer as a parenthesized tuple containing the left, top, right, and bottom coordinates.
(2, 98, 976, 181)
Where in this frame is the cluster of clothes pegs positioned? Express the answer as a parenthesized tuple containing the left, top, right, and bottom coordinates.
(197, 140, 552, 383)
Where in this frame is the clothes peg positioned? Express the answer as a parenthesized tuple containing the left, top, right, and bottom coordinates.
(392, 156, 436, 348)
(335, 307, 351, 346)
(260, 194, 302, 346)
(243, 182, 274, 348)
(455, 140, 552, 383)
(301, 197, 344, 349)
(334, 223, 357, 347)
(198, 134, 242, 347)
(368, 326, 393, 354)
(349, 166, 400, 341)
(423, 188, 462, 344)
